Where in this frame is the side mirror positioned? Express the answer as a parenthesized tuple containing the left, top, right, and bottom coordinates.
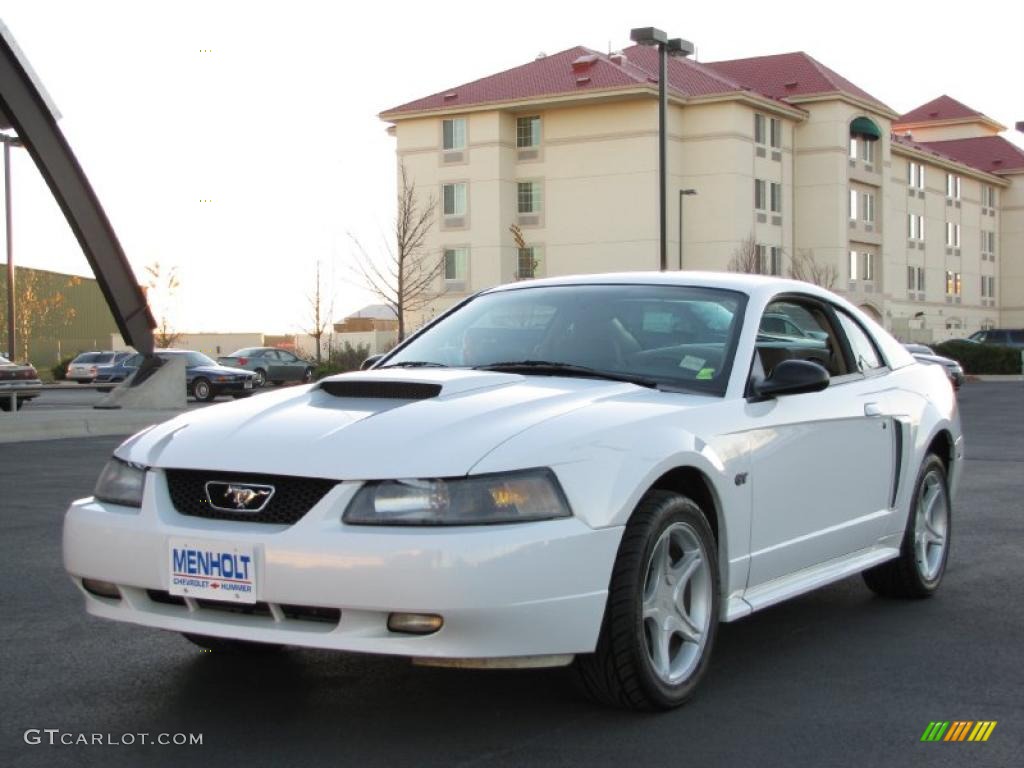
(753, 359, 829, 399)
(360, 354, 384, 371)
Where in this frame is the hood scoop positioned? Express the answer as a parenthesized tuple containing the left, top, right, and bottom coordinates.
(318, 380, 442, 400)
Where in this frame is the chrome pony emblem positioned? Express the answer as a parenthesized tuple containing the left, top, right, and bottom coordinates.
(204, 481, 275, 512)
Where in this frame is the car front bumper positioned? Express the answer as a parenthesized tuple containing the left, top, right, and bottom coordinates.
(63, 471, 621, 660)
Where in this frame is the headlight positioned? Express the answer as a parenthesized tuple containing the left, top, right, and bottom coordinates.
(343, 469, 571, 526)
(94, 457, 147, 507)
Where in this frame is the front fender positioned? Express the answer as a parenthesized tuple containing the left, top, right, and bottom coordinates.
(470, 396, 752, 597)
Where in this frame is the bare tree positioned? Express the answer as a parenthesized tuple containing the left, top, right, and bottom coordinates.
(727, 234, 761, 274)
(144, 262, 183, 348)
(305, 260, 332, 365)
(789, 248, 839, 290)
(509, 224, 539, 280)
(350, 163, 440, 341)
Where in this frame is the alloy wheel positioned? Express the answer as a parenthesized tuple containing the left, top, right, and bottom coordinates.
(642, 522, 713, 685)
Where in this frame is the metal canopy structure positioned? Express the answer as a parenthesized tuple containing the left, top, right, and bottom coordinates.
(0, 20, 155, 356)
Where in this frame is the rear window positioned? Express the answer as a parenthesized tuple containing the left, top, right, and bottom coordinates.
(72, 353, 103, 363)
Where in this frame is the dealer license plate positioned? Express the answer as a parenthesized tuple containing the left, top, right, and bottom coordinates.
(169, 539, 257, 603)
(244, 378, 253, 389)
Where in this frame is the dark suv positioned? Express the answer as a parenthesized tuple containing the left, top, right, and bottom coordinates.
(967, 329, 1024, 349)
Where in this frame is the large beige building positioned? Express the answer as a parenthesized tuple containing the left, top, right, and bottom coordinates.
(380, 47, 1024, 342)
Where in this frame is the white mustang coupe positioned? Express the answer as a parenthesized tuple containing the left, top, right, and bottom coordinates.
(64, 273, 962, 710)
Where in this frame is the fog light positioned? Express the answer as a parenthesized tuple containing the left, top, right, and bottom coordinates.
(82, 578, 121, 600)
(387, 612, 443, 635)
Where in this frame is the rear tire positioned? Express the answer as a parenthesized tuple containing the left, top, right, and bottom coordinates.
(574, 491, 720, 710)
(253, 368, 267, 387)
(182, 633, 283, 654)
(863, 453, 951, 598)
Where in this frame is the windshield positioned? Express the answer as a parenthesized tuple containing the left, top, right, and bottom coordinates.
(384, 284, 746, 395)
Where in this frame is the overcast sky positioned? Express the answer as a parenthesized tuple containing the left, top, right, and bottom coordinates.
(1, 0, 1022, 334)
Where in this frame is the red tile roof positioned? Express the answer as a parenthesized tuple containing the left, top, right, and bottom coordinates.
(704, 52, 892, 113)
(912, 136, 1024, 174)
(896, 95, 984, 124)
(381, 45, 793, 116)
(382, 47, 650, 115)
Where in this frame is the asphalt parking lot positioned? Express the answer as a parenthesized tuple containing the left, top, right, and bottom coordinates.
(1, 381, 1020, 768)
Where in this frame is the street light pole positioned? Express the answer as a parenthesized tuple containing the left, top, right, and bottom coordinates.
(630, 27, 694, 271)
(2, 135, 17, 359)
(678, 188, 697, 270)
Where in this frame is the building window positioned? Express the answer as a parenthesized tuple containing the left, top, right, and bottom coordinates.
(859, 139, 875, 165)
(981, 275, 996, 299)
(517, 181, 542, 214)
(945, 270, 962, 296)
(850, 189, 858, 221)
(981, 230, 996, 256)
(442, 118, 466, 151)
(849, 137, 857, 159)
(516, 116, 541, 148)
(769, 118, 781, 148)
(907, 161, 925, 189)
(442, 182, 467, 216)
(443, 247, 468, 282)
(945, 173, 961, 199)
(755, 179, 767, 210)
(982, 184, 996, 208)
(907, 265, 925, 293)
(517, 246, 539, 279)
(769, 182, 782, 214)
(863, 253, 874, 282)
(945, 222, 960, 248)
(861, 192, 875, 223)
(755, 114, 766, 145)
(908, 213, 924, 241)
(849, 250, 858, 280)
(754, 245, 782, 276)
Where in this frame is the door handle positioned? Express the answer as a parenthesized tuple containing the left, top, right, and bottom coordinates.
(864, 402, 882, 417)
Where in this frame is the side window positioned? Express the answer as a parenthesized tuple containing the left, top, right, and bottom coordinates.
(281, 352, 299, 362)
(835, 311, 885, 374)
(755, 299, 843, 379)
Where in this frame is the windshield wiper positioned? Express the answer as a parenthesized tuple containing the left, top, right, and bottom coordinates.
(377, 361, 449, 369)
(474, 360, 659, 389)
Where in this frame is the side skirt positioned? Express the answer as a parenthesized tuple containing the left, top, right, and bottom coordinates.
(723, 545, 900, 621)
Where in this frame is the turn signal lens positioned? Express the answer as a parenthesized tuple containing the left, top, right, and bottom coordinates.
(82, 578, 121, 600)
(388, 613, 443, 635)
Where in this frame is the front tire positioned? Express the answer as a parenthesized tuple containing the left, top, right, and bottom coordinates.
(182, 633, 283, 654)
(192, 377, 215, 402)
(863, 453, 951, 598)
(574, 491, 720, 710)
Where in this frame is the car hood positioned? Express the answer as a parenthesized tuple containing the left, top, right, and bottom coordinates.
(913, 353, 960, 369)
(116, 369, 703, 479)
(191, 364, 252, 377)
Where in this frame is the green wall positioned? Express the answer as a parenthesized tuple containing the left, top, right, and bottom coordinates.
(0, 264, 121, 369)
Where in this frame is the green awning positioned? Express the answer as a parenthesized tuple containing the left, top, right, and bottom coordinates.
(850, 116, 881, 141)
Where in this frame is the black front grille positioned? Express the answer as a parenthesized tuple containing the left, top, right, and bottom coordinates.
(165, 469, 337, 525)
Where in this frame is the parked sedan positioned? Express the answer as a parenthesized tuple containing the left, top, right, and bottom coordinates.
(217, 347, 314, 387)
(93, 350, 255, 401)
(66, 351, 131, 383)
(65, 273, 962, 711)
(904, 343, 964, 390)
(0, 354, 42, 410)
